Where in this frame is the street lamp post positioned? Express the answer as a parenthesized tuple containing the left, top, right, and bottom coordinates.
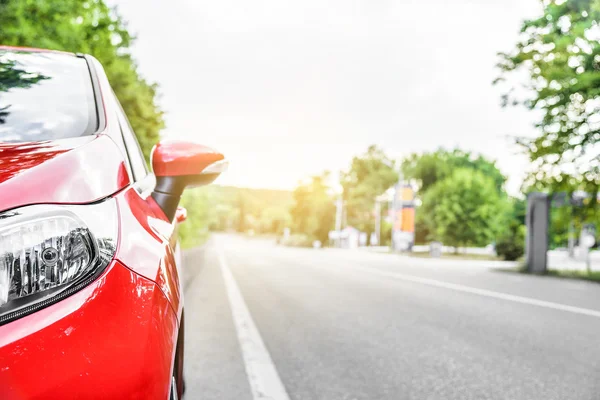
(374, 192, 391, 247)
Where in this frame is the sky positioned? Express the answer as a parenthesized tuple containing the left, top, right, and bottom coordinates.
(108, 0, 543, 194)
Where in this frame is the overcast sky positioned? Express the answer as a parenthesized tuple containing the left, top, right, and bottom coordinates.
(109, 0, 542, 194)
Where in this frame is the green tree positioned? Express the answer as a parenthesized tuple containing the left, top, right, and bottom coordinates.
(421, 168, 506, 249)
(402, 149, 506, 194)
(0, 0, 163, 159)
(341, 145, 398, 233)
(290, 173, 335, 244)
(256, 207, 291, 235)
(236, 192, 247, 233)
(497, 0, 600, 195)
(402, 149, 507, 244)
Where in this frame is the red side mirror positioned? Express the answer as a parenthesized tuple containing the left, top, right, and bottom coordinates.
(150, 141, 227, 221)
(151, 141, 226, 178)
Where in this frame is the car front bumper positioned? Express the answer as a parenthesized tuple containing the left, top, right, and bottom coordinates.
(0, 260, 179, 400)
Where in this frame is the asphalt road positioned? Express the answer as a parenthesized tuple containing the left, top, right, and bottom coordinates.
(183, 234, 600, 400)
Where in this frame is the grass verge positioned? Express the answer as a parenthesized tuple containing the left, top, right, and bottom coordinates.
(545, 269, 600, 283)
(408, 251, 501, 261)
(180, 231, 211, 250)
(498, 264, 600, 283)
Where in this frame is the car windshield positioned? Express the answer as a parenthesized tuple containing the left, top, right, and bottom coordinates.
(0, 50, 97, 142)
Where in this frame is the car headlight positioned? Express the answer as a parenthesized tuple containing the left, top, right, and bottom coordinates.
(0, 199, 118, 325)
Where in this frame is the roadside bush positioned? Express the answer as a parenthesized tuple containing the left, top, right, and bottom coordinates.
(279, 234, 314, 248)
(178, 189, 216, 249)
(495, 225, 525, 261)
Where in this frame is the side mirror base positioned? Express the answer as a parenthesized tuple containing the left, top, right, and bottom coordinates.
(151, 190, 181, 222)
(150, 141, 227, 222)
(151, 174, 220, 221)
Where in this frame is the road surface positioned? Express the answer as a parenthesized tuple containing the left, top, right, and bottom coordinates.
(183, 234, 600, 400)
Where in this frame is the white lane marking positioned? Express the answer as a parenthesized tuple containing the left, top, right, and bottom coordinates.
(217, 247, 291, 400)
(351, 265, 600, 319)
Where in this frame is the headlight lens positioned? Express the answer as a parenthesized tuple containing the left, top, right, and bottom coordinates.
(0, 199, 117, 324)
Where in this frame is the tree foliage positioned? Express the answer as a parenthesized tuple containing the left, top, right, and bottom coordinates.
(420, 168, 506, 248)
(402, 149, 508, 245)
(290, 173, 335, 244)
(341, 145, 398, 233)
(402, 149, 506, 194)
(0, 0, 163, 159)
(497, 0, 600, 195)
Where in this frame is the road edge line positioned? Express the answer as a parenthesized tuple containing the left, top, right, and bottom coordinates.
(217, 245, 291, 400)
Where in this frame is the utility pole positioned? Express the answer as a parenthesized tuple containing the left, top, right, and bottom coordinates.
(525, 193, 549, 273)
(374, 200, 381, 246)
(568, 219, 575, 258)
(334, 197, 343, 248)
(390, 189, 396, 251)
(391, 172, 403, 252)
(374, 192, 390, 247)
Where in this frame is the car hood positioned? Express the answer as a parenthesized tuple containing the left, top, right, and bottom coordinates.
(0, 135, 130, 213)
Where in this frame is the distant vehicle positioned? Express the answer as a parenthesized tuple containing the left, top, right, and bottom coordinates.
(0, 46, 227, 399)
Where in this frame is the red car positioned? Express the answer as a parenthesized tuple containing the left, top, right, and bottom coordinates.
(0, 46, 226, 399)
